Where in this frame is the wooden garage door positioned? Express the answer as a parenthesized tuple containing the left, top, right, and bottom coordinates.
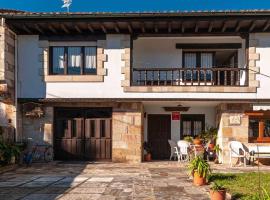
(54, 108, 112, 161)
(148, 114, 171, 160)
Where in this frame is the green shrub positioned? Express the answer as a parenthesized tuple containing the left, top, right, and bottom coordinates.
(0, 137, 21, 165)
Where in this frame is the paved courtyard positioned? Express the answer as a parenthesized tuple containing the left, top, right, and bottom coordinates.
(0, 161, 269, 200)
(0, 161, 212, 200)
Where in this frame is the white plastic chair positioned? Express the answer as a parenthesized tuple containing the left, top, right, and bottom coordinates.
(177, 140, 190, 162)
(168, 140, 178, 160)
(228, 141, 248, 167)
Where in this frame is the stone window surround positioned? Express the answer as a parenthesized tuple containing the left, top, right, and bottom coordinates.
(39, 40, 107, 82)
(121, 36, 260, 93)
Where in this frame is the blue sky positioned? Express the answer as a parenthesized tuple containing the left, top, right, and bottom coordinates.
(0, 0, 270, 12)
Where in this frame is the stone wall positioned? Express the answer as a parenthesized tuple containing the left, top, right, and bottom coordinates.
(216, 103, 252, 164)
(0, 20, 16, 142)
(112, 102, 143, 163)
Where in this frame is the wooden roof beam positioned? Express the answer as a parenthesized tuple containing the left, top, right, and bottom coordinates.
(48, 24, 57, 34)
(100, 24, 107, 33)
(263, 20, 270, 31)
(181, 23, 185, 33)
(141, 22, 145, 33)
(208, 21, 213, 32)
(154, 24, 158, 33)
(60, 24, 70, 34)
(195, 22, 199, 32)
(127, 23, 133, 33)
(221, 21, 227, 32)
(114, 23, 120, 33)
(249, 21, 257, 32)
(35, 24, 44, 34)
(168, 22, 172, 33)
(23, 24, 32, 34)
(87, 24, 94, 33)
(74, 25, 82, 33)
(235, 21, 242, 32)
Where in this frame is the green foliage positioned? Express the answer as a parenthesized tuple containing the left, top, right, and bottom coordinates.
(209, 173, 270, 200)
(0, 137, 21, 165)
(188, 156, 211, 178)
(199, 126, 218, 143)
(183, 136, 193, 143)
(210, 182, 226, 191)
(214, 144, 222, 153)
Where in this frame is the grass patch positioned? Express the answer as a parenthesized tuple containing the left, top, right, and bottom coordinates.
(209, 172, 270, 200)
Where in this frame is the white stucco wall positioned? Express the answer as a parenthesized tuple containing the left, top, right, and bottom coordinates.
(143, 102, 216, 142)
(16, 34, 270, 100)
(252, 33, 270, 99)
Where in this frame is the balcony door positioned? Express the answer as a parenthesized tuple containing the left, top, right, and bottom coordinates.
(180, 114, 205, 139)
(183, 52, 213, 81)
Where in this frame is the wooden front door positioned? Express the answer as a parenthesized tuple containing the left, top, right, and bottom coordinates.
(148, 114, 171, 160)
(180, 114, 205, 139)
(54, 108, 112, 161)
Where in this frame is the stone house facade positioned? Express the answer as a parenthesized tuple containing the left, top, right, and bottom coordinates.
(0, 11, 270, 163)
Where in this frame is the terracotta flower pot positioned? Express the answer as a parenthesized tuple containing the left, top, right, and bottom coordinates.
(210, 189, 226, 200)
(208, 143, 215, 149)
(193, 138, 202, 145)
(193, 171, 206, 186)
(144, 153, 151, 161)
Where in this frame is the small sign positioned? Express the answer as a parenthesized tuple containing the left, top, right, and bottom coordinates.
(229, 115, 241, 125)
(172, 112, 180, 120)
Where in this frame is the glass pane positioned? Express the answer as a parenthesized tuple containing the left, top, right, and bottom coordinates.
(194, 121, 202, 136)
(52, 47, 65, 74)
(201, 53, 213, 81)
(184, 53, 196, 81)
(91, 120, 95, 137)
(183, 121, 192, 136)
(100, 120, 106, 137)
(249, 119, 259, 138)
(72, 120, 77, 137)
(84, 47, 97, 74)
(68, 47, 81, 75)
(264, 120, 270, 137)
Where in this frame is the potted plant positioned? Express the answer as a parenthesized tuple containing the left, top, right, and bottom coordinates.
(209, 182, 226, 200)
(184, 136, 193, 144)
(143, 142, 152, 161)
(193, 137, 202, 145)
(188, 156, 211, 186)
(213, 145, 222, 164)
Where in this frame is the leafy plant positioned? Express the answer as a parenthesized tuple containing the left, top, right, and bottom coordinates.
(188, 156, 211, 178)
(199, 126, 218, 144)
(210, 182, 226, 191)
(0, 138, 21, 165)
(183, 136, 193, 143)
(143, 141, 151, 154)
(214, 144, 222, 153)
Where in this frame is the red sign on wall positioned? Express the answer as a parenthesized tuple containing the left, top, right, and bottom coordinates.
(172, 112, 180, 120)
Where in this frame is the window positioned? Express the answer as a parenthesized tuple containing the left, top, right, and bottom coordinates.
(183, 52, 213, 81)
(248, 112, 270, 143)
(50, 46, 97, 75)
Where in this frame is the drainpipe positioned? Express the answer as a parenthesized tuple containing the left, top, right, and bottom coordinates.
(14, 29, 18, 142)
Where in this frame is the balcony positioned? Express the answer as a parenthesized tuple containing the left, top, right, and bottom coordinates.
(132, 67, 248, 87)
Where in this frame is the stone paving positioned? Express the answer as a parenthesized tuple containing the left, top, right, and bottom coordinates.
(0, 161, 269, 200)
(0, 161, 211, 200)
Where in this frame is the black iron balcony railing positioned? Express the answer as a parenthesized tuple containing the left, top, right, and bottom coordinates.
(132, 67, 248, 86)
